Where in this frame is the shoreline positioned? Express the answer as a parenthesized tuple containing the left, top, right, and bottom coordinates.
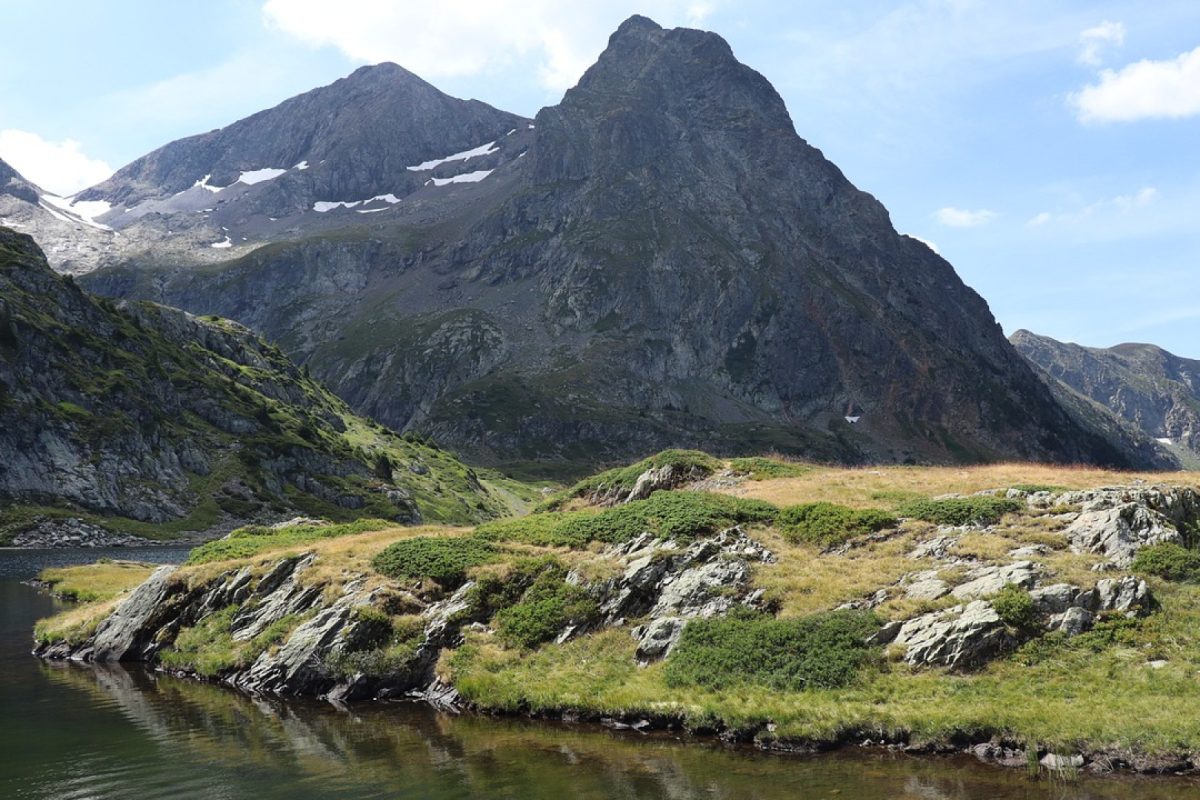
(39, 650, 1200, 782)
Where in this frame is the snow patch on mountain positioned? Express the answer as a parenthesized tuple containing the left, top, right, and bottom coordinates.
(407, 141, 498, 171)
(429, 170, 493, 186)
(237, 168, 287, 185)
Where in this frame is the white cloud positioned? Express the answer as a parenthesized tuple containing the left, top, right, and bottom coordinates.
(1031, 186, 1158, 226)
(262, 0, 721, 93)
(933, 207, 996, 227)
(0, 129, 112, 196)
(1113, 186, 1158, 211)
(1077, 20, 1124, 67)
(1071, 45, 1200, 123)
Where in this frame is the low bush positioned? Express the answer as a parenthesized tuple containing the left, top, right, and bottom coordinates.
(461, 556, 564, 620)
(480, 491, 777, 548)
(474, 511, 594, 548)
(663, 608, 880, 691)
(899, 496, 1021, 526)
(991, 583, 1036, 629)
(495, 571, 598, 650)
(1131, 542, 1200, 582)
(776, 502, 896, 547)
(371, 536, 496, 587)
(728, 457, 812, 481)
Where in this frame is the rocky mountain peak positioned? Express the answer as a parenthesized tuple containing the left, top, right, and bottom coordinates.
(0, 158, 39, 205)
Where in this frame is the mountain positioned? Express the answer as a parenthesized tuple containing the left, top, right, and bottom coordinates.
(1013, 330, 1199, 466)
(0, 227, 518, 545)
(78, 16, 1140, 473)
(0, 157, 115, 273)
(31, 63, 528, 274)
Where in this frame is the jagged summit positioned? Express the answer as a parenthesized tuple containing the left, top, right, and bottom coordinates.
(78, 16, 1147, 471)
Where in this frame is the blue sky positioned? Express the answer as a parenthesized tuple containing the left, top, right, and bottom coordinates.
(1, 0, 1197, 356)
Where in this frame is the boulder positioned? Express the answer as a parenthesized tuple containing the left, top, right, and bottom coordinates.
(891, 601, 1011, 669)
(950, 561, 1039, 600)
(90, 566, 181, 661)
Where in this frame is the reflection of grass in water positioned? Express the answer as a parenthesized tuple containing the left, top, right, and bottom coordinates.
(33, 660, 1108, 800)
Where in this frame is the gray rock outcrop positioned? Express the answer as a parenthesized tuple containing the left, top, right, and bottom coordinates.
(1063, 486, 1200, 566)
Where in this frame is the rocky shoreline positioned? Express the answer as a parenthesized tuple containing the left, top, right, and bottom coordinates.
(33, 481, 1200, 779)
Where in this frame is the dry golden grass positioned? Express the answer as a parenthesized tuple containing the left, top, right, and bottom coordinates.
(38, 560, 157, 602)
(751, 527, 921, 618)
(718, 461, 1198, 510)
(34, 597, 122, 645)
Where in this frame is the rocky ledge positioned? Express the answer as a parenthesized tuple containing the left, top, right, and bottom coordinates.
(36, 526, 773, 702)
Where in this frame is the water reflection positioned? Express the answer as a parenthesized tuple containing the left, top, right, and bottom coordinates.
(30, 659, 1199, 800)
(2, 546, 1196, 800)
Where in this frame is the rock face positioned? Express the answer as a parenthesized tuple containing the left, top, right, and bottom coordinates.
(77, 16, 1140, 472)
(0, 228, 511, 544)
(1062, 486, 1200, 566)
(0, 158, 115, 274)
(880, 575, 1151, 669)
(1013, 330, 1200, 466)
(583, 527, 774, 660)
(38, 527, 774, 699)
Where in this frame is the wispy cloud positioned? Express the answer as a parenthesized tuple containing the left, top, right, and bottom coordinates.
(1077, 20, 1124, 66)
(0, 129, 112, 195)
(1071, 45, 1200, 122)
(934, 207, 996, 227)
(1029, 186, 1157, 226)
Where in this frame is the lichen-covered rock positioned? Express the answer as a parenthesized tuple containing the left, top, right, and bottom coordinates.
(890, 601, 1010, 669)
(1063, 486, 1200, 567)
(950, 561, 1039, 600)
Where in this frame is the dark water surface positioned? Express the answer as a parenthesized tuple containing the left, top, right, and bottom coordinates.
(1, 548, 1197, 799)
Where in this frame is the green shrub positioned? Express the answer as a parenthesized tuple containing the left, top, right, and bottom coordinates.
(992, 583, 1036, 628)
(776, 502, 896, 547)
(495, 572, 598, 650)
(461, 556, 565, 620)
(899, 496, 1022, 526)
(372, 536, 496, 587)
(474, 511, 594, 548)
(562, 491, 776, 545)
(1131, 542, 1200, 582)
(728, 457, 812, 481)
(343, 606, 396, 652)
(480, 491, 776, 549)
(664, 608, 881, 691)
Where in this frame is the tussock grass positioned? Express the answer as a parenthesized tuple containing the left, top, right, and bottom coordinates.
(37, 560, 157, 602)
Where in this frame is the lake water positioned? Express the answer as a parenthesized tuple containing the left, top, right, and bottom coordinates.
(1, 547, 1196, 799)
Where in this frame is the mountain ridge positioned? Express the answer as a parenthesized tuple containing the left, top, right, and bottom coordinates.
(1012, 329, 1198, 466)
(68, 16, 1157, 472)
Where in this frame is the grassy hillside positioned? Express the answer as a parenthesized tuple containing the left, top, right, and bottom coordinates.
(0, 228, 534, 543)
